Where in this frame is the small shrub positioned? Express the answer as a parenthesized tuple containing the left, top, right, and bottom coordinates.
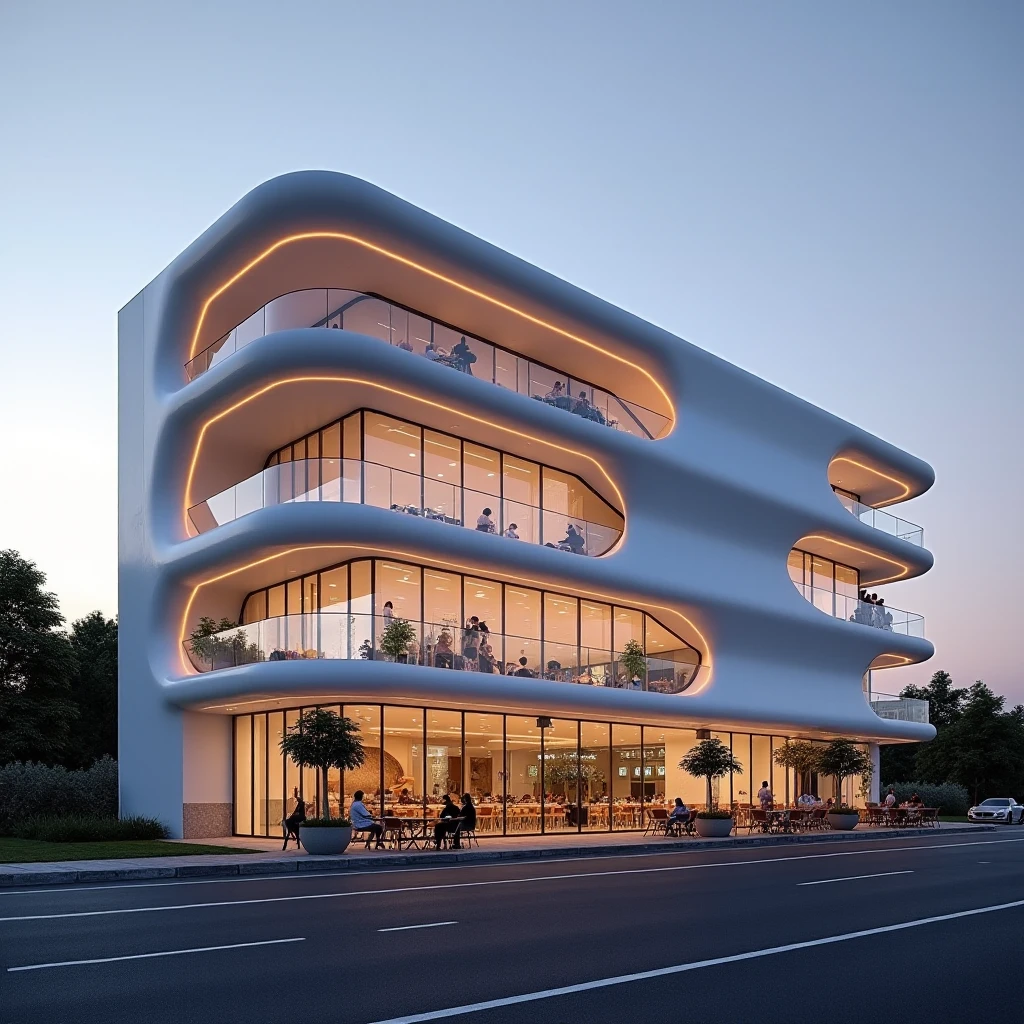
(0, 757, 118, 834)
(298, 818, 352, 828)
(881, 782, 970, 816)
(696, 810, 734, 819)
(14, 814, 169, 843)
(827, 805, 859, 815)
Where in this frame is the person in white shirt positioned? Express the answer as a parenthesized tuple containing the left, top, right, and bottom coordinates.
(476, 507, 495, 533)
(757, 782, 774, 809)
(504, 523, 519, 540)
(349, 790, 384, 848)
(884, 787, 897, 807)
(797, 792, 817, 807)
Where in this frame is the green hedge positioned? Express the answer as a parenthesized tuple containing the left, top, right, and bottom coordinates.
(13, 814, 169, 843)
(881, 781, 970, 816)
(0, 757, 118, 834)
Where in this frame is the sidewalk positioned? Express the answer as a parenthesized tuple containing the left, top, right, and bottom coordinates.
(0, 823, 993, 888)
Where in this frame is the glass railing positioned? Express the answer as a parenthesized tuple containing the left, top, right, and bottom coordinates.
(868, 690, 930, 724)
(187, 457, 623, 556)
(183, 612, 700, 693)
(184, 288, 670, 439)
(833, 490, 923, 546)
(794, 583, 925, 638)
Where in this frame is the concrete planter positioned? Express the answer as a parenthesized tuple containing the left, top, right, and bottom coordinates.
(299, 824, 352, 855)
(695, 817, 734, 838)
(826, 812, 860, 832)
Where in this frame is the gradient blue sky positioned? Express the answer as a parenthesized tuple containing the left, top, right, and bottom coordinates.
(2, 2, 1021, 700)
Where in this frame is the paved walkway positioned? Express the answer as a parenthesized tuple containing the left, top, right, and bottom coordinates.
(0, 823, 991, 888)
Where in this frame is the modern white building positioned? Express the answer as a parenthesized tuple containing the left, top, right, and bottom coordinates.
(118, 172, 934, 839)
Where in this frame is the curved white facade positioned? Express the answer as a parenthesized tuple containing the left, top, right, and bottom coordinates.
(119, 171, 934, 837)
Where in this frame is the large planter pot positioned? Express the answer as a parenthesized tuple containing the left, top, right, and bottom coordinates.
(695, 817, 734, 838)
(826, 812, 860, 832)
(299, 825, 352, 855)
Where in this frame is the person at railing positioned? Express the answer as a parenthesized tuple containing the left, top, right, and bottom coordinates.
(558, 523, 586, 555)
(476, 507, 496, 533)
(462, 618, 481, 670)
(573, 391, 606, 425)
(504, 522, 520, 540)
(382, 600, 394, 625)
(876, 598, 893, 631)
(397, 337, 413, 353)
(478, 640, 497, 674)
(433, 631, 454, 668)
(424, 339, 444, 361)
(545, 381, 567, 403)
(514, 656, 534, 678)
(451, 336, 476, 375)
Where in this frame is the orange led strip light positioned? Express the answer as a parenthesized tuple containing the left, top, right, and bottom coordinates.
(830, 457, 912, 505)
(184, 376, 626, 524)
(177, 543, 713, 683)
(186, 232, 675, 427)
(798, 534, 912, 585)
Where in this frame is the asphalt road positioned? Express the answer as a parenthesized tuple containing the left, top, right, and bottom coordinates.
(2, 831, 1024, 1023)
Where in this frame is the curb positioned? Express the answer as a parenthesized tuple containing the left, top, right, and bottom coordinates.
(0, 825, 996, 888)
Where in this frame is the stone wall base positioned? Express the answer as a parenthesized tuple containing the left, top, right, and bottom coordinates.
(182, 803, 232, 839)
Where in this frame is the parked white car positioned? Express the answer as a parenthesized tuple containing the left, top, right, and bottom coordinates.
(968, 798, 1024, 824)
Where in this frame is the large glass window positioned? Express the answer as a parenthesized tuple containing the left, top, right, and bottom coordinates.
(505, 715, 542, 832)
(384, 706, 424, 816)
(345, 705, 382, 816)
(544, 719, 579, 833)
(580, 721, 611, 831)
(465, 712, 503, 833)
(611, 724, 642, 829)
(234, 716, 252, 835)
(426, 710, 462, 804)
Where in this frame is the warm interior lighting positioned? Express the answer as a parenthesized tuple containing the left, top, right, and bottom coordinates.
(185, 231, 675, 428)
(796, 535, 912, 585)
(176, 543, 711, 681)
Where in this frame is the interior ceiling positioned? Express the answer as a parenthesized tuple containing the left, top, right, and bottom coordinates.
(186, 236, 672, 423)
(794, 534, 912, 587)
(828, 454, 915, 507)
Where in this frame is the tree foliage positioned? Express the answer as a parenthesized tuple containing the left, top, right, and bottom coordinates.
(816, 739, 873, 804)
(679, 738, 744, 809)
(378, 618, 418, 661)
(63, 612, 118, 768)
(0, 550, 79, 765)
(619, 640, 647, 684)
(279, 708, 365, 820)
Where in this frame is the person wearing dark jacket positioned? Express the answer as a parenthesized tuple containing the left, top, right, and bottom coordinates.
(433, 794, 462, 849)
(283, 787, 306, 849)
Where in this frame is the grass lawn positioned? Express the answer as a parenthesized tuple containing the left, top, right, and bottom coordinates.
(0, 838, 259, 863)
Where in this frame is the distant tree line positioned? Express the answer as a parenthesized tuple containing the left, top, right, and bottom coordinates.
(882, 670, 1024, 804)
(0, 550, 116, 768)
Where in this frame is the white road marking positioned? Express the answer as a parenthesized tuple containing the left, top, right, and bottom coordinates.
(798, 870, 913, 886)
(3, 837, 1021, 924)
(6, 937, 304, 972)
(378, 921, 457, 933)
(0, 832, 1005, 898)
(364, 899, 1024, 1022)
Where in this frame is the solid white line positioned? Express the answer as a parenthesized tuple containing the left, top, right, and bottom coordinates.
(364, 900, 1024, 1023)
(798, 870, 913, 886)
(378, 921, 457, 933)
(0, 832, 1000, 898)
(6, 937, 304, 973)
(3, 836, 1020, 924)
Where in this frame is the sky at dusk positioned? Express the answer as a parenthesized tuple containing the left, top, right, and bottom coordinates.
(1, 2, 1021, 700)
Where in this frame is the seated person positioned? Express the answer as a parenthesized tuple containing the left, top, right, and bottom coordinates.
(349, 790, 385, 848)
(397, 788, 414, 805)
(282, 787, 306, 850)
(797, 792, 818, 807)
(667, 798, 691, 832)
(432, 794, 462, 849)
(558, 524, 586, 554)
(478, 641, 497, 674)
(909, 792, 924, 807)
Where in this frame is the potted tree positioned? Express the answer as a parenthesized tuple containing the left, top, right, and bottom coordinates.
(279, 708, 366, 854)
(772, 739, 821, 800)
(816, 739, 872, 830)
(679, 738, 744, 837)
(618, 640, 647, 689)
(188, 616, 258, 670)
(378, 617, 418, 663)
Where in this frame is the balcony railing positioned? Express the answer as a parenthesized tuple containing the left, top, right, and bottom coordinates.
(869, 691, 930, 724)
(183, 612, 700, 694)
(794, 584, 925, 638)
(834, 491, 924, 547)
(187, 457, 623, 556)
(183, 288, 669, 439)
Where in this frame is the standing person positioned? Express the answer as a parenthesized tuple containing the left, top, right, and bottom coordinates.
(559, 524, 586, 554)
(868, 594, 883, 628)
(478, 640, 496, 674)
(382, 600, 394, 624)
(451, 336, 476, 375)
(757, 781, 774, 810)
(282, 787, 306, 850)
(349, 791, 385, 849)
(476, 507, 496, 533)
(877, 598, 893, 630)
(884, 786, 897, 808)
(504, 523, 520, 540)
(462, 616, 481, 667)
(514, 656, 534, 678)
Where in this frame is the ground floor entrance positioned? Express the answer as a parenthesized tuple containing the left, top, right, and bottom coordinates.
(232, 702, 871, 837)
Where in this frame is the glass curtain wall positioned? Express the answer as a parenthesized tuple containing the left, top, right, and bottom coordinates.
(234, 706, 853, 837)
(238, 557, 700, 692)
